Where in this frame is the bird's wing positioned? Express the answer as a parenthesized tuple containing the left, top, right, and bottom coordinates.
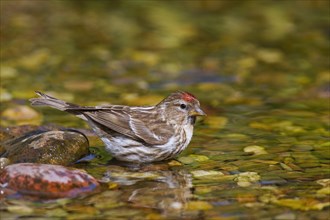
(128, 117, 173, 145)
(84, 107, 173, 145)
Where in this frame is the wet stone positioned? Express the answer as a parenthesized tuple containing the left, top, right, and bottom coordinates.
(260, 174, 288, 185)
(316, 179, 330, 187)
(211, 152, 250, 162)
(291, 145, 314, 152)
(285, 163, 303, 171)
(237, 162, 269, 173)
(243, 145, 268, 155)
(305, 167, 330, 176)
(1, 105, 42, 126)
(272, 198, 330, 211)
(274, 212, 296, 220)
(317, 186, 330, 195)
(178, 154, 209, 164)
(234, 172, 260, 187)
(0, 163, 100, 199)
(280, 163, 293, 171)
(313, 150, 330, 160)
(249, 153, 278, 160)
(298, 162, 321, 169)
(6, 204, 34, 215)
(186, 201, 213, 211)
(2, 130, 89, 165)
(191, 170, 224, 180)
(0, 157, 11, 169)
(267, 165, 283, 171)
(292, 152, 319, 167)
(282, 171, 319, 181)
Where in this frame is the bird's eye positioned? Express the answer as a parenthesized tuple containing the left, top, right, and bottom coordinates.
(180, 104, 187, 109)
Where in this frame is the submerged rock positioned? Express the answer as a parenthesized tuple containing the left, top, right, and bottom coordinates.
(244, 145, 268, 155)
(1, 105, 42, 126)
(0, 163, 100, 199)
(234, 172, 261, 187)
(2, 130, 89, 165)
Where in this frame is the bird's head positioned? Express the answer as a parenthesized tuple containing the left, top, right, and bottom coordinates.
(158, 91, 206, 125)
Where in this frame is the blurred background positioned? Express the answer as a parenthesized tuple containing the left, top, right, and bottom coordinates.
(1, 0, 328, 109)
(1, 1, 330, 219)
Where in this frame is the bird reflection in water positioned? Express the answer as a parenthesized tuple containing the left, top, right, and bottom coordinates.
(101, 163, 193, 217)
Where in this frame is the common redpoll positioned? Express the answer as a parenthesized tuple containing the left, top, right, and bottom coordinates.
(30, 91, 206, 163)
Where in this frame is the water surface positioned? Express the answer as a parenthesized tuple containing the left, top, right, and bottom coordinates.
(1, 1, 329, 219)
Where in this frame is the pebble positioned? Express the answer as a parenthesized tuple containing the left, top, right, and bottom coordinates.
(274, 212, 296, 220)
(1, 105, 41, 125)
(0, 163, 99, 199)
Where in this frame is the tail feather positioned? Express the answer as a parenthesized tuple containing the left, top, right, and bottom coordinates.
(30, 91, 79, 111)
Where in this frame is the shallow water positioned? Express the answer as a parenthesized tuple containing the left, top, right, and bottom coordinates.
(1, 1, 329, 219)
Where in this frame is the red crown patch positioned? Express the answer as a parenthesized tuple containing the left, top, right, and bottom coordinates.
(181, 92, 196, 102)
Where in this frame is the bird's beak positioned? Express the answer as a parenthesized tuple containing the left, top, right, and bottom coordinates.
(189, 106, 206, 116)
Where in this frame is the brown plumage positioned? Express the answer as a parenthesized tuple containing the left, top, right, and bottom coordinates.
(30, 91, 206, 163)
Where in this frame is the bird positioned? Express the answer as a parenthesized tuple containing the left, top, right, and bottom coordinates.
(30, 91, 206, 163)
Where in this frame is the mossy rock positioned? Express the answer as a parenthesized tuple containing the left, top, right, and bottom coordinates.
(2, 130, 89, 165)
